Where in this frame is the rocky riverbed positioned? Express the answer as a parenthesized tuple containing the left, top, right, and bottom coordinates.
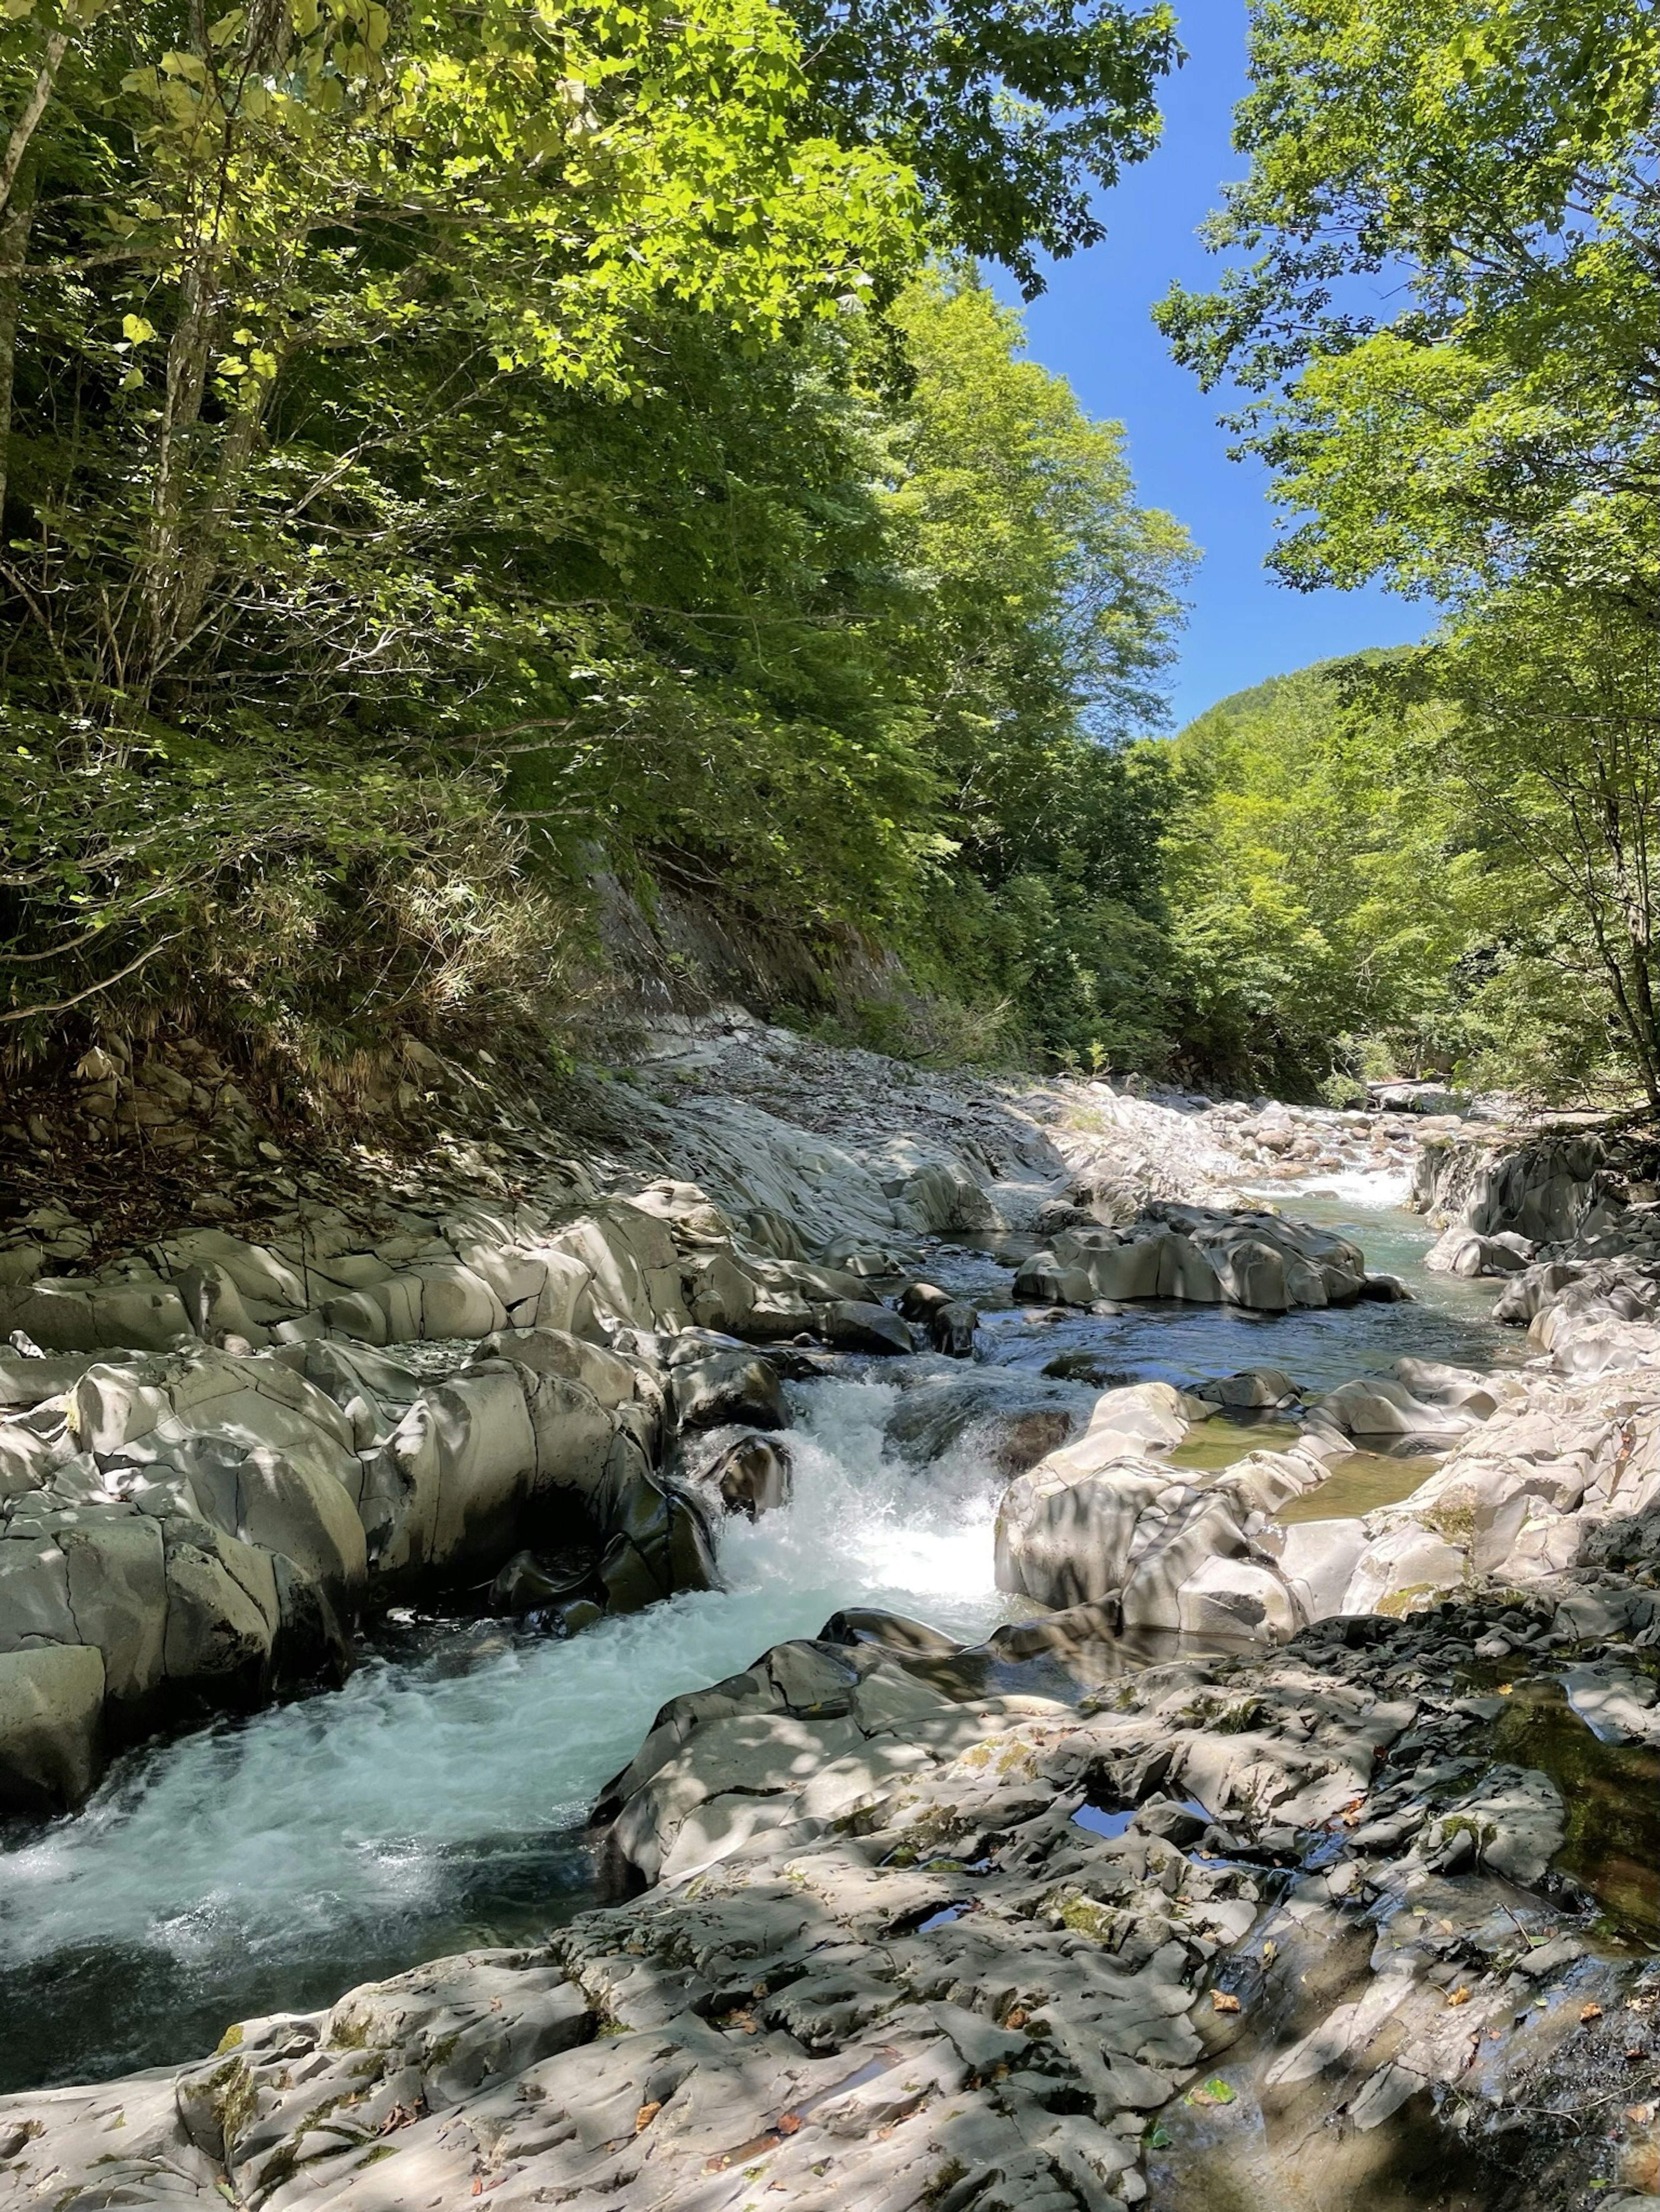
(1, 1016, 1657, 2210)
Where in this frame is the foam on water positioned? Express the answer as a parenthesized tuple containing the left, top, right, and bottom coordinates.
(1245, 1163, 1412, 1209)
(0, 1377, 1011, 2056)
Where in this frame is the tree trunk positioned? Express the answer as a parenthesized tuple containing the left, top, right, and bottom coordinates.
(0, 166, 36, 537)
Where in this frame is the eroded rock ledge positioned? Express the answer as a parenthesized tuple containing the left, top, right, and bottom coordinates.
(0, 1154, 1000, 1814)
(7, 1539, 1656, 2212)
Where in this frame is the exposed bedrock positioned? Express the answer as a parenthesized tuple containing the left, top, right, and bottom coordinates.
(1413, 1124, 1660, 1374)
(9, 1572, 1657, 2212)
(994, 1368, 1660, 1644)
(1412, 1128, 1627, 1249)
(0, 1141, 1003, 1813)
(1013, 1202, 1372, 1315)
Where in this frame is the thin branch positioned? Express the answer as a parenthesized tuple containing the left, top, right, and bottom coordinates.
(0, 933, 183, 1022)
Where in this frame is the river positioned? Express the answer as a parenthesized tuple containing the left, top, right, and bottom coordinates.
(0, 1170, 1522, 2091)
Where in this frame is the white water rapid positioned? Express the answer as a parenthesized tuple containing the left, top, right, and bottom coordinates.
(0, 1377, 1017, 2085)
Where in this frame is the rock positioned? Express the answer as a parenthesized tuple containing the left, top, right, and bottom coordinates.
(897, 1280, 978, 1355)
(1312, 1373, 1488, 1437)
(0, 1278, 197, 1355)
(1191, 1366, 1300, 1410)
(1424, 1224, 1536, 1277)
(703, 1431, 792, 1519)
(1372, 1081, 1469, 1114)
(489, 1547, 600, 1618)
(1015, 1204, 1366, 1315)
(1177, 1554, 1299, 1642)
(1416, 1766, 1564, 1887)
(669, 1348, 788, 1429)
(599, 1475, 718, 1613)
(1412, 1127, 1619, 1244)
(885, 1372, 1082, 1477)
(0, 1642, 105, 1814)
(1271, 1517, 1368, 1619)
(814, 1299, 913, 1355)
(1343, 1524, 1471, 1613)
(995, 1383, 1190, 1607)
(6, 1549, 1657, 2212)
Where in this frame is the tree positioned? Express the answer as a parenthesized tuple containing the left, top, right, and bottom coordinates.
(788, 0, 1180, 293)
(1151, 0, 1660, 1105)
(1380, 593, 1660, 1111)
(1160, 659, 1480, 1094)
(878, 271, 1194, 1066)
(1152, 0, 1660, 599)
(0, 0, 922, 1054)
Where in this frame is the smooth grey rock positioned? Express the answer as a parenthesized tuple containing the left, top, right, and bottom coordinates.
(0, 1642, 105, 1814)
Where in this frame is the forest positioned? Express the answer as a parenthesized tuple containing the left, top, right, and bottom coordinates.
(1, 0, 1657, 1109)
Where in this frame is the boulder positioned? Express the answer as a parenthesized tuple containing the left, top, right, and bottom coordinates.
(703, 1432, 792, 1519)
(0, 1643, 105, 1814)
(885, 1372, 1082, 1476)
(1313, 1374, 1490, 1438)
(1272, 1517, 1368, 1622)
(1177, 1555, 1299, 1644)
(489, 1548, 601, 1622)
(994, 1386, 1189, 1607)
(670, 1348, 788, 1429)
(814, 1299, 913, 1355)
(1191, 1366, 1300, 1410)
(897, 1281, 978, 1356)
(1342, 1524, 1471, 1613)
(599, 1475, 719, 1613)
(1015, 1205, 1366, 1315)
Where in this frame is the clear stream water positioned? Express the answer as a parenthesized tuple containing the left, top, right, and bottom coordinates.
(0, 1171, 1529, 2091)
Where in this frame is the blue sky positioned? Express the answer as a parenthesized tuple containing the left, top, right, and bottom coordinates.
(991, 0, 1428, 730)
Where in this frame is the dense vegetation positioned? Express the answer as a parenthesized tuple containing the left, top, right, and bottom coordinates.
(1157, 0, 1660, 1107)
(1, 0, 1655, 1112)
(0, 0, 1190, 1093)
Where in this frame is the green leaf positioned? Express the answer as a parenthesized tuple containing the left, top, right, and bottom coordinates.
(1187, 2077, 1236, 2107)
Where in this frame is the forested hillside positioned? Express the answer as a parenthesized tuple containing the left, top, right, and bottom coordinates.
(0, 0, 1656, 1115)
(0, 0, 1191, 1100)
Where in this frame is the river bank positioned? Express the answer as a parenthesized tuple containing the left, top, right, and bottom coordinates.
(2, 1017, 1657, 2209)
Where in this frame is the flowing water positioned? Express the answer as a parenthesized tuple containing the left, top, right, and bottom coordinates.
(0, 1170, 1529, 2091)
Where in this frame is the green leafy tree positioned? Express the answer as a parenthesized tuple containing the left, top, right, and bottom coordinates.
(788, 0, 1180, 293)
(0, 0, 922, 1055)
(1376, 592, 1660, 1110)
(1161, 658, 1480, 1093)
(879, 271, 1195, 1064)
(1153, 0, 1660, 599)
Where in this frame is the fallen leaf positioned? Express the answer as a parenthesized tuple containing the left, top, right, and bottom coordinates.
(635, 2103, 661, 2133)
(1188, 2076, 1237, 2108)
(1144, 2121, 1172, 2150)
(1005, 2008, 1027, 2030)
(1211, 1992, 1242, 2014)
(470, 2184, 483, 2199)
(1582, 2004, 1605, 2024)
(1446, 1987, 1471, 2008)
(777, 2114, 801, 2136)
(1497, 1683, 1513, 1696)
(1626, 2105, 1655, 2125)
(1261, 1940, 1277, 1963)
